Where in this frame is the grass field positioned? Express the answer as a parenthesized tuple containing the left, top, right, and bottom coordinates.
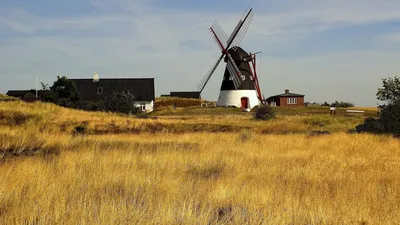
(0, 94, 16, 100)
(0, 101, 399, 224)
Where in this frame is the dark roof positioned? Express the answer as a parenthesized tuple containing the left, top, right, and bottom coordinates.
(170, 91, 201, 99)
(70, 78, 155, 102)
(267, 92, 305, 100)
(220, 46, 256, 91)
(6, 90, 33, 98)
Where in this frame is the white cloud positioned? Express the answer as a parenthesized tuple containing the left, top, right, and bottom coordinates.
(1, 0, 400, 105)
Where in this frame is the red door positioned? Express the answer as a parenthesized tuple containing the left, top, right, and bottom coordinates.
(241, 97, 248, 109)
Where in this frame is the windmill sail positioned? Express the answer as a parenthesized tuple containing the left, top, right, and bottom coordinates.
(197, 55, 224, 92)
(231, 11, 253, 50)
(196, 8, 254, 94)
(211, 21, 228, 49)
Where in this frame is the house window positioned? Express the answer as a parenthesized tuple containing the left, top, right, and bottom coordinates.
(287, 97, 297, 104)
(139, 103, 146, 111)
(97, 87, 103, 95)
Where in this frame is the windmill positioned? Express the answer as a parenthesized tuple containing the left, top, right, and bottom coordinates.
(196, 8, 264, 110)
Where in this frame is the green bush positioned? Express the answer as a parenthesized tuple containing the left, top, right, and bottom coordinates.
(353, 100, 400, 135)
(253, 105, 276, 121)
(74, 101, 105, 111)
(354, 117, 383, 134)
(380, 100, 400, 135)
(104, 91, 141, 114)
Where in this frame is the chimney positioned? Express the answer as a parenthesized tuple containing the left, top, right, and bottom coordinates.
(285, 89, 289, 94)
(93, 72, 99, 82)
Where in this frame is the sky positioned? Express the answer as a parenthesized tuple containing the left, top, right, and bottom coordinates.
(0, 0, 399, 106)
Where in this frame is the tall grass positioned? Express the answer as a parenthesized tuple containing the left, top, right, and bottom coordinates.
(0, 101, 368, 135)
(0, 133, 399, 224)
(0, 101, 398, 224)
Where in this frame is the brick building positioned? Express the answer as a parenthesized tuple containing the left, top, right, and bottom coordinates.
(266, 89, 305, 107)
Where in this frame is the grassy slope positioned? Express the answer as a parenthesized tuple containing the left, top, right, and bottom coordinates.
(1, 101, 399, 224)
(0, 101, 370, 138)
(0, 94, 16, 99)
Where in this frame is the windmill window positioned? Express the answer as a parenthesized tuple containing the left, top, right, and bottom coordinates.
(287, 98, 297, 104)
(97, 87, 103, 95)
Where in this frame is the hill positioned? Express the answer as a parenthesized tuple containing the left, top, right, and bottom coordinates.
(0, 101, 399, 224)
(0, 93, 16, 99)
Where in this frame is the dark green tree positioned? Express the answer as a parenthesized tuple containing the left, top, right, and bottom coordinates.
(354, 76, 400, 136)
(39, 76, 79, 104)
(50, 76, 79, 102)
(331, 101, 354, 108)
(104, 91, 140, 114)
(377, 76, 400, 105)
(380, 99, 400, 135)
(38, 82, 57, 102)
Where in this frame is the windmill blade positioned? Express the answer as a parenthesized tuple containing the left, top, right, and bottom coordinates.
(227, 53, 243, 78)
(226, 20, 243, 47)
(211, 21, 228, 47)
(226, 61, 243, 89)
(226, 53, 244, 89)
(225, 8, 253, 50)
(231, 10, 254, 50)
(197, 55, 224, 92)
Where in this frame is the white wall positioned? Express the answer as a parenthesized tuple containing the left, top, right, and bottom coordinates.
(217, 90, 260, 109)
(134, 100, 154, 113)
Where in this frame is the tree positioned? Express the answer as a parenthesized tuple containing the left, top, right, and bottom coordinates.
(353, 76, 400, 136)
(380, 99, 400, 135)
(321, 102, 330, 107)
(39, 76, 79, 105)
(50, 76, 79, 102)
(330, 101, 354, 108)
(38, 82, 57, 102)
(377, 76, 400, 105)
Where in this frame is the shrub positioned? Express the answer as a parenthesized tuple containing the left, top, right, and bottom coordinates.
(253, 105, 276, 121)
(354, 117, 383, 134)
(104, 91, 141, 114)
(380, 100, 400, 135)
(73, 125, 86, 137)
(74, 101, 105, 111)
(353, 100, 400, 135)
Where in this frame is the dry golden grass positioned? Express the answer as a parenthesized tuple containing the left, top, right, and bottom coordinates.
(1, 101, 399, 224)
(0, 94, 16, 100)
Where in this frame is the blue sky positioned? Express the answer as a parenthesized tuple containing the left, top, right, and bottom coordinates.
(1, 0, 400, 106)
